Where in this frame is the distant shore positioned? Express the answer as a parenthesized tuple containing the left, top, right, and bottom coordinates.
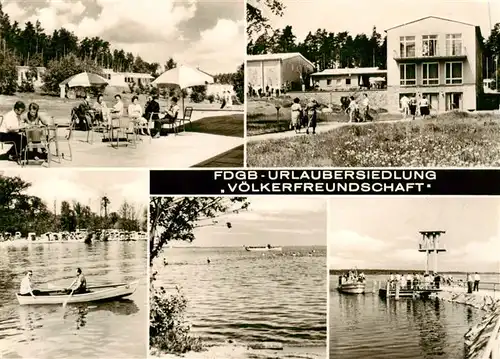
(152, 344, 326, 359)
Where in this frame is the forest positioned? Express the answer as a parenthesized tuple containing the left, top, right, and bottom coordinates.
(247, 0, 500, 80)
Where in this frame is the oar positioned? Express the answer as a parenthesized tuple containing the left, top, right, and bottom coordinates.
(62, 289, 74, 308)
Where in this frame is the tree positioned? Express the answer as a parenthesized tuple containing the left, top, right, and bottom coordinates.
(246, 0, 285, 38)
(149, 197, 249, 354)
(41, 54, 103, 94)
(0, 50, 18, 95)
(189, 85, 206, 103)
(232, 63, 244, 104)
(100, 195, 110, 218)
(164, 57, 177, 71)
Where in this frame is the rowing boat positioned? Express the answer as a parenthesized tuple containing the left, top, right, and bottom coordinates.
(245, 246, 282, 252)
(16, 282, 139, 305)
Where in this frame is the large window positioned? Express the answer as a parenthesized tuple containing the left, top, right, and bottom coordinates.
(400, 36, 416, 58)
(422, 63, 439, 85)
(446, 34, 462, 56)
(422, 35, 438, 56)
(445, 62, 463, 84)
(400, 63, 416, 85)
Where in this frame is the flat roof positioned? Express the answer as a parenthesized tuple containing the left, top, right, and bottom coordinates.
(385, 16, 475, 32)
(311, 67, 387, 76)
(247, 52, 315, 68)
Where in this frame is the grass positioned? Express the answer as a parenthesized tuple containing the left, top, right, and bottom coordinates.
(186, 114, 244, 138)
(247, 112, 500, 167)
(193, 145, 244, 167)
(247, 98, 391, 136)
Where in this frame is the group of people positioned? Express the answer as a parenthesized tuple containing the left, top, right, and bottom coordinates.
(19, 268, 87, 298)
(388, 272, 443, 290)
(400, 94, 431, 120)
(289, 97, 318, 134)
(0, 100, 52, 162)
(74, 94, 181, 139)
(466, 272, 481, 293)
(343, 94, 371, 123)
(341, 270, 366, 283)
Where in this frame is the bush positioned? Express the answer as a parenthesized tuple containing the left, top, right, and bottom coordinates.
(0, 51, 18, 95)
(207, 94, 215, 103)
(149, 273, 203, 354)
(232, 63, 244, 104)
(18, 79, 35, 93)
(190, 85, 206, 103)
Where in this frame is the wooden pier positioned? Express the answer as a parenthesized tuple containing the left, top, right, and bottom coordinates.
(378, 282, 442, 299)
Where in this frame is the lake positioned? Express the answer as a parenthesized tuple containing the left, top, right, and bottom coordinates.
(329, 273, 496, 359)
(0, 241, 147, 359)
(156, 246, 327, 351)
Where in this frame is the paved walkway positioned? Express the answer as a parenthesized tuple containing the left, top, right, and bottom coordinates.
(0, 110, 243, 168)
(248, 118, 410, 142)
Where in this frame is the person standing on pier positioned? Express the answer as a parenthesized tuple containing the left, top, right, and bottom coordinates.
(467, 273, 474, 293)
(406, 273, 413, 290)
(434, 273, 441, 289)
(473, 272, 480, 291)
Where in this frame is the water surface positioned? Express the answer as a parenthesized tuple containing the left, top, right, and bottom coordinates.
(0, 241, 147, 359)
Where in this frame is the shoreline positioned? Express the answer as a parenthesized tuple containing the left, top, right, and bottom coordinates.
(430, 286, 500, 359)
(151, 343, 326, 359)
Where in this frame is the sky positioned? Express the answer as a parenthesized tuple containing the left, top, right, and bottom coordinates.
(1, 169, 148, 215)
(1, 0, 244, 74)
(168, 196, 327, 247)
(328, 197, 500, 273)
(259, 0, 500, 42)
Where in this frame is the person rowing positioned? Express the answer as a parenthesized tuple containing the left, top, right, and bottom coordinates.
(66, 268, 87, 294)
(19, 270, 41, 297)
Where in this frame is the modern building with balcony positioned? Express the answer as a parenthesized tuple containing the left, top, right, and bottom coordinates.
(386, 16, 484, 113)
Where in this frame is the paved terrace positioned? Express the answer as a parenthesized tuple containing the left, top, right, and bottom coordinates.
(0, 109, 243, 168)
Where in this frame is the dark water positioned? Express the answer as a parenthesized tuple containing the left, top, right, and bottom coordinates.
(0, 241, 147, 359)
(329, 275, 484, 359)
(157, 246, 327, 348)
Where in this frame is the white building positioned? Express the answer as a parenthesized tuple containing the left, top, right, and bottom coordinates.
(247, 52, 315, 92)
(102, 68, 153, 88)
(311, 67, 387, 90)
(386, 16, 484, 112)
(16, 66, 46, 88)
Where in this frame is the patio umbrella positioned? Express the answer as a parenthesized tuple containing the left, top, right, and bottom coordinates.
(60, 72, 109, 88)
(152, 64, 214, 114)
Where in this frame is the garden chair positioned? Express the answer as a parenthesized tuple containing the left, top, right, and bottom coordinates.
(21, 125, 51, 167)
(0, 115, 19, 160)
(49, 123, 72, 163)
(149, 111, 178, 136)
(110, 117, 135, 148)
(178, 107, 194, 132)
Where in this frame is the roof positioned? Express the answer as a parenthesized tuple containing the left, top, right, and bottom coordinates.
(385, 16, 475, 32)
(311, 67, 387, 76)
(102, 68, 153, 78)
(247, 52, 315, 68)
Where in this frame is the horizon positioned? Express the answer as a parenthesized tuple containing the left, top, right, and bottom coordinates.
(1, 0, 244, 74)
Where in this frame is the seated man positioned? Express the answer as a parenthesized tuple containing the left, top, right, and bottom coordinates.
(0, 101, 27, 161)
(152, 97, 180, 139)
(66, 267, 87, 295)
(19, 270, 42, 297)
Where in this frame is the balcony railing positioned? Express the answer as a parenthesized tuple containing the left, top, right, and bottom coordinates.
(394, 46, 467, 60)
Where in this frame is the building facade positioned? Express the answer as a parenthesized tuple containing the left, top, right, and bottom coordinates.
(102, 69, 153, 88)
(311, 67, 387, 91)
(386, 16, 483, 113)
(247, 53, 315, 93)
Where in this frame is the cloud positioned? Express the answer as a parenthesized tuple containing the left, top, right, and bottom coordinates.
(3, 1, 27, 19)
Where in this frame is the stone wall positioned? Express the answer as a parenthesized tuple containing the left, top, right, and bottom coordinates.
(286, 90, 388, 110)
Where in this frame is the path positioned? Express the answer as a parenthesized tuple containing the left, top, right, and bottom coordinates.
(248, 118, 411, 142)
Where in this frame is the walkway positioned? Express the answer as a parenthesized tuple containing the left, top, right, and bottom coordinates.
(248, 118, 411, 142)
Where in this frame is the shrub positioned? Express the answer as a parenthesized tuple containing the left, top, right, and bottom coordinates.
(190, 85, 206, 103)
(149, 273, 203, 354)
(207, 94, 215, 103)
(0, 51, 18, 95)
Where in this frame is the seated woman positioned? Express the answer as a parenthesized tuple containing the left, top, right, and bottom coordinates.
(152, 97, 180, 139)
(128, 96, 148, 135)
(93, 94, 110, 124)
(23, 102, 50, 160)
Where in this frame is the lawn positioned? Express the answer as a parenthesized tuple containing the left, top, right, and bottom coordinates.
(247, 98, 393, 136)
(247, 112, 500, 167)
(186, 114, 244, 137)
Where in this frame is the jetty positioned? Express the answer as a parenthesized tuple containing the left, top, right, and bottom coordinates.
(379, 230, 446, 299)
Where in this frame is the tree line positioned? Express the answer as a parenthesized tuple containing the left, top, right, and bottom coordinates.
(0, 3, 242, 96)
(0, 174, 146, 236)
(247, 0, 500, 81)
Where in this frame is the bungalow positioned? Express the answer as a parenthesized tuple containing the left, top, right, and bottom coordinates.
(311, 67, 387, 91)
(102, 68, 153, 88)
(247, 52, 315, 93)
